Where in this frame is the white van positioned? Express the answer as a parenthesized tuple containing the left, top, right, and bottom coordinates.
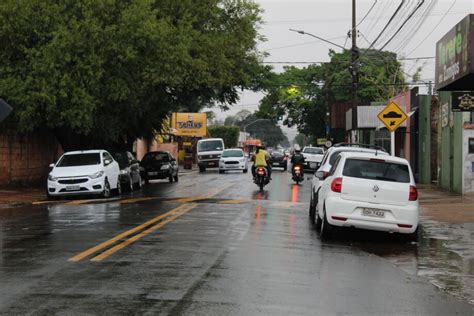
(197, 138, 225, 172)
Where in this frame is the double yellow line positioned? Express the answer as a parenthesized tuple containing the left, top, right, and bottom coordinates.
(69, 185, 231, 262)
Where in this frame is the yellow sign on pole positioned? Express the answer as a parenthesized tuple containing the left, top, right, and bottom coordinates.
(377, 101, 408, 132)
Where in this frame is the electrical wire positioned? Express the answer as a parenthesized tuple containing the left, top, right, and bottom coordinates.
(365, 0, 392, 38)
(379, 0, 427, 51)
(405, 0, 457, 57)
(357, 0, 378, 27)
(368, 0, 407, 49)
(265, 36, 347, 51)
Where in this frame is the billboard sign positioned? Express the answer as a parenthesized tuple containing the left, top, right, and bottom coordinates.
(435, 14, 473, 91)
(452, 91, 474, 111)
(171, 113, 207, 137)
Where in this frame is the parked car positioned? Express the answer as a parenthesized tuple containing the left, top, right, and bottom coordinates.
(197, 138, 225, 172)
(140, 151, 178, 184)
(269, 150, 288, 171)
(302, 146, 325, 171)
(309, 143, 388, 223)
(316, 152, 419, 240)
(112, 151, 142, 191)
(219, 148, 248, 173)
(47, 150, 121, 199)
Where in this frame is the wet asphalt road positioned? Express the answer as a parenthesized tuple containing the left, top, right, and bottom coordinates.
(0, 169, 472, 315)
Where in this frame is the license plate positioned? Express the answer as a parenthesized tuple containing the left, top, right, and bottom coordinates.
(362, 208, 385, 218)
(66, 185, 80, 191)
(310, 162, 317, 169)
(208, 162, 215, 166)
(273, 163, 279, 166)
(148, 171, 158, 176)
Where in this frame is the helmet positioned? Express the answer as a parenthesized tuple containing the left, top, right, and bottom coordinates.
(294, 144, 301, 152)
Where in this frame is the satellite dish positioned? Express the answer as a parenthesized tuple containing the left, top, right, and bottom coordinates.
(0, 99, 12, 122)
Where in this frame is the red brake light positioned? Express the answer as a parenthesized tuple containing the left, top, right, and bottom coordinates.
(257, 167, 265, 175)
(409, 185, 418, 201)
(331, 177, 343, 193)
(294, 166, 301, 170)
(370, 158, 386, 162)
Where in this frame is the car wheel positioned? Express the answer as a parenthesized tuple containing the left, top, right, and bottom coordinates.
(309, 192, 315, 223)
(199, 166, 206, 173)
(144, 177, 149, 185)
(243, 169, 248, 173)
(47, 192, 58, 201)
(402, 227, 419, 242)
(174, 172, 179, 182)
(219, 170, 225, 174)
(315, 210, 322, 231)
(115, 179, 122, 196)
(169, 174, 174, 183)
(320, 206, 333, 240)
(102, 179, 111, 198)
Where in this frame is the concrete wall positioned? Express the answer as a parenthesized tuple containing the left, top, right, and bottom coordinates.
(0, 129, 62, 186)
(418, 95, 431, 184)
(135, 139, 178, 161)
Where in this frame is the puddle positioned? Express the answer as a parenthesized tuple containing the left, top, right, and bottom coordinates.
(351, 219, 474, 305)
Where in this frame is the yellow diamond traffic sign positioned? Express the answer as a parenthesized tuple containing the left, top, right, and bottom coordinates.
(377, 101, 408, 132)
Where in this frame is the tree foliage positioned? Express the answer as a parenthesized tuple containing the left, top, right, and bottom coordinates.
(258, 49, 406, 140)
(0, 0, 265, 150)
(208, 125, 239, 148)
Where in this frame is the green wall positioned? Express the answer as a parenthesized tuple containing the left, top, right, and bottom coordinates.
(418, 95, 431, 184)
(437, 91, 464, 193)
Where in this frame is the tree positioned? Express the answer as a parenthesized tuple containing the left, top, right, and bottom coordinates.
(208, 125, 240, 148)
(0, 0, 265, 151)
(258, 49, 406, 140)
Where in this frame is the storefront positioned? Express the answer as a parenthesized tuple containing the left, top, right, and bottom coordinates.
(435, 14, 474, 194)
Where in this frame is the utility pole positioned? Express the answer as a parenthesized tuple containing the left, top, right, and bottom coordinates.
(350, 0, 359, 143)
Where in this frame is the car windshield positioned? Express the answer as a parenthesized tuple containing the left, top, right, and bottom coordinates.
(56, 153, 101, 167)
(343, 158, 410, 183)
(112, 152, 129, 169)
(142, 152, 169, 163)
(222, 150, 243, 158)
(271, 151, 283, 157)
(198, 140, 223, 152)
(303, 147, 323, 154)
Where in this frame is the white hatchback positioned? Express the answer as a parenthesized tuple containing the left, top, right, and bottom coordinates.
(47, 150, 121, 199)
(219, 149, 248, 173)
(316, 152, 419, 240)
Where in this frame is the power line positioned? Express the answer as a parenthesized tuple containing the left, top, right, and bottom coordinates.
(405, 0, 457, 56)
(357, 0, 378, 26)
(368, 0, 407, 49)
(379, 0, 428, 51)
(265, 36, 347, 51)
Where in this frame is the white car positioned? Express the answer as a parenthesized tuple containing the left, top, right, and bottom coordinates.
(301, 146, 324, 171)
(316, 152, 419, 240)
(219, 148, 248, 174)
(309, 144, 388, 223)
(47, 150, 121, 199)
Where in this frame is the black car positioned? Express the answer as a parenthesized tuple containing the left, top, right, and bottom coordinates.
(141, 151, 178, 184)
(112, 151, 142, 191)
(269, 151, 288, 171)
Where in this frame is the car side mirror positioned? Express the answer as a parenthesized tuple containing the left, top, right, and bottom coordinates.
(104, 159, 112, 166)
(49, 163, 55, 168)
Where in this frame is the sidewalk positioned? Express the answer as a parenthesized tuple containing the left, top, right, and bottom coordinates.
(418, 184, 474, 224)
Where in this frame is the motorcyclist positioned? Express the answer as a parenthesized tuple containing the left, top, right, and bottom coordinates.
(291, 145, 305, 165)
(251, 145, 272, 179)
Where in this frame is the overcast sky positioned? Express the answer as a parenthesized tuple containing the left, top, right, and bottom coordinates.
(209, 0, 474, 141)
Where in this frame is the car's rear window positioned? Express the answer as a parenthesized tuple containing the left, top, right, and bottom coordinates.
(57, 153, 101, 167)
(143, 152, 169, 163)
(342, 158, 410, 183)
(303, 147, 323, 154)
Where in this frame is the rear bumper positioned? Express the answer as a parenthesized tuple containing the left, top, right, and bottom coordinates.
(324, 196, 419, 234)
(144, 170, 171, 179)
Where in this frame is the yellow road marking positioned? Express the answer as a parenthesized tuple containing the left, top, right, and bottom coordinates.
(90, 203, 198, 262)
(219, 199, 246, 204)
(68, 203, 190, 262)
(120, 197, 158, 204)
(69, 184, 232, 262)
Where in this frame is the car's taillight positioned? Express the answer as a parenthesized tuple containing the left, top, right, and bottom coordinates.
(331, 177, 342, 193)
(409, 185, 418, 201)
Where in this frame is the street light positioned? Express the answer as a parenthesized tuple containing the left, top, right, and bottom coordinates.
(289, 29, 346, 50)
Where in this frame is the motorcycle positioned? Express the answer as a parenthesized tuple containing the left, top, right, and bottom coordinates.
(292, 163, 304, 184)
(254, 166, 270, 191)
